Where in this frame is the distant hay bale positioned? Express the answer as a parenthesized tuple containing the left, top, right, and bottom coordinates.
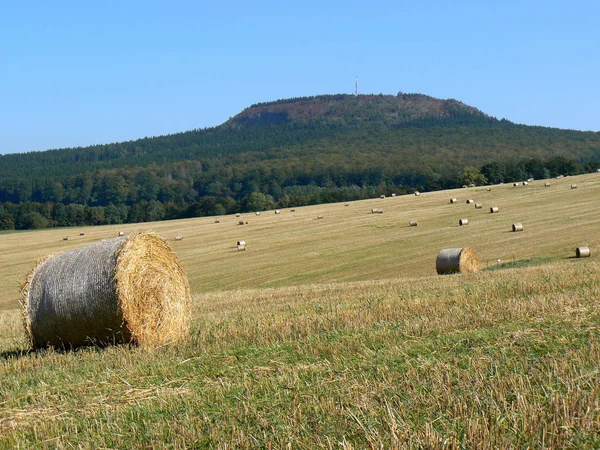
(436, 247, 479, 275)
(344, 203, 349, 206)
(576, 246, 591, 258)
(523, 181, 528, 186)
(118, 231, 125, 237)
(20, 232, 191, 349)
(571, 184, 577, 189)
(462, 185, 467, 188)
(415, 191, 420, 196)
(238, 220, 245, 225)
(466, 199, 474, 204)
(317, 215, 324, 219)
(513, 183, 518, 187)
(371, 208, 379, 213)
(545, 182, 551, 187)
(450, 198, 457, 203)
(468, 184, 475, 188)
(380, 195, 385, 199)
(237, 245, 246, 251)
(512, 222, 524, 232)
(236, 213, 241, 217)
(409, 220, 418, 227)
(62, 237, 68, 241)
(459, 218, 469, 226)
(486, 188, 492, 191)
(391, 193, 396, 197)
(237, 240, 246, 246)
(290, 208, 296, 212)
(490, 206, 499, 213)
(275, 210, 281, 214)
(475, 203, 483, 209)
(175, 234, 183, 241)
(255, 212, 261, 216)
(215, 219, 221, 223)
(527, 178, 533, 182)
(79, 232, 85, 236)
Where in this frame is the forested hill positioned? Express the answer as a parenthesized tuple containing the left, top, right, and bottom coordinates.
(1, 93, 599, 230)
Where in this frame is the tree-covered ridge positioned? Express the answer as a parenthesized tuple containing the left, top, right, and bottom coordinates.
(0, 93, 599, 230)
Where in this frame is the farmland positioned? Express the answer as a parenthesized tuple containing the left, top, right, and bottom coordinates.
(0, 173, 599, 448)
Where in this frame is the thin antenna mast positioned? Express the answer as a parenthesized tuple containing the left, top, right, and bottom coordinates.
(355, 74, 359, 96)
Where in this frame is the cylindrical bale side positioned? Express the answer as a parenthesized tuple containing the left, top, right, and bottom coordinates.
(237, 245, 246, 251)
(523, 181, 528, 185)
(415, 192, 420, 196)
(391, 193, 396, 197)
(545, 182, 550, 187)
(371, 208, 379, 213)
(175, 234, 183, 241)
(255, 211, 261, 215)
(576, 246, 591, 258)
(459, 218, 469, 226)
(490, 206, 499, 213)
(571, 184, 577, 189)
(215, 219, 221, 223)
(513, 183, 518, 187)
(380, 195, 385, 199)
(118, 231, 125, 236)
(512, 223, 524, 232)
(238, 220, 244, 225)
(236, 213, 241, 217)
(466, 199, 474, 204)
(436, 248, 479, 275)
(21, 233, 191, 349)
(317, 215, 324, 219)
(486, 188, 492, 191)
(291, 208, 296, 212)
(475, 203, 483, 209)
(409, 220, 418, 227)
(450, 198, 457, 203)
(344, 203, 349, 206)
(237, 240, 246, 246)
(275, 210, 281, 214)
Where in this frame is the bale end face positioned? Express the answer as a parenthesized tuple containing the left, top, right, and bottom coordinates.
(436, 248, 479, 275)
(576, 246, 591, 258)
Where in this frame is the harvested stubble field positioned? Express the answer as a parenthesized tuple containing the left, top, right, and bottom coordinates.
(0, 173, 599, 448)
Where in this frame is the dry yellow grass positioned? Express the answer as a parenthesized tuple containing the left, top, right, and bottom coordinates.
(0, 173, 599, 310)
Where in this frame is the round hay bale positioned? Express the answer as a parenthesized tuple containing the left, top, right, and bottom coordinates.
(215, 219, 221, 223)
(459, 218, 469, 226)
(409, 220, 418, 227)
(237, 240, 246, 246)
(391, 193, 396, 197)
(527, 178, 533, 182)
(380, 195, 385, 199)
(436, 247, 479, 275)
(291, 208, 296, 212)
(486, 188, 492, 191)
(317, 215, 324, 219)
(275, 210, 281, 214)
(62, 237, 68, 241)
(371, 208, 379, 214)
(237, 244, 246, 251)
(462, 185, 467, 188)
(513, 183, 519, 187)
(235, 213, 241, 217)
(523, 181, 528, 186)
(20, 233, 191, 349)
(474, 203, 483, 209)
(118, 231, 125, 237)
(466, 199, 474, 204)
(344, 203, 349, 206)
(245, 221, 249, 224)
(544, 182, 551, 187)
(255, 211, 261, 216)
(576, 246, 591, 258)
(415, 191, 420, 196)
(238, 220, 245, 225)
(450, 198, 457, 203)
(175, 234, 183, 241)
(571, 184, 577, 189)
(512, 222, 524, 232)
(79, 232, 85, 236)
(490, 206, 499, 213)
(468, 184, 475, 188)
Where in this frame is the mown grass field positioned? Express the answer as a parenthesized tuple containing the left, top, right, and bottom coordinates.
(0, 173, 599, 448)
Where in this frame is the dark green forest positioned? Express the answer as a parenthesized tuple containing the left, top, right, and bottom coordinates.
(1, 94, 599, 230)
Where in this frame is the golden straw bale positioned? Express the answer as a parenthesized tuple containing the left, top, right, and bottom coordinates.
(436, 247, 479, 275)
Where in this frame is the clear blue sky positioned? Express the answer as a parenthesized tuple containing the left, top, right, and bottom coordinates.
(1, 1, 599, 154)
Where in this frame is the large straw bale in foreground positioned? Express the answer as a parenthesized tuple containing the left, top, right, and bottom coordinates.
(436, 248, 479, 275)
(21, 232, 191, 349)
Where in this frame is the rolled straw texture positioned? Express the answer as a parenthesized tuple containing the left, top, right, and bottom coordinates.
(436, 248, 479, 275)
(576, 246, 591, 258)
(21, 232, 191, 349)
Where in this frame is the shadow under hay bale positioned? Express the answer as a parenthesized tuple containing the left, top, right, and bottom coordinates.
(576, 246, 591, 258)
(436, 248, 479, 275)
(20, 232, 191, 349)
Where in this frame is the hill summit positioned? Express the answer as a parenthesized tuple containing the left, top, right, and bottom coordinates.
(228, 93, 493, 127)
